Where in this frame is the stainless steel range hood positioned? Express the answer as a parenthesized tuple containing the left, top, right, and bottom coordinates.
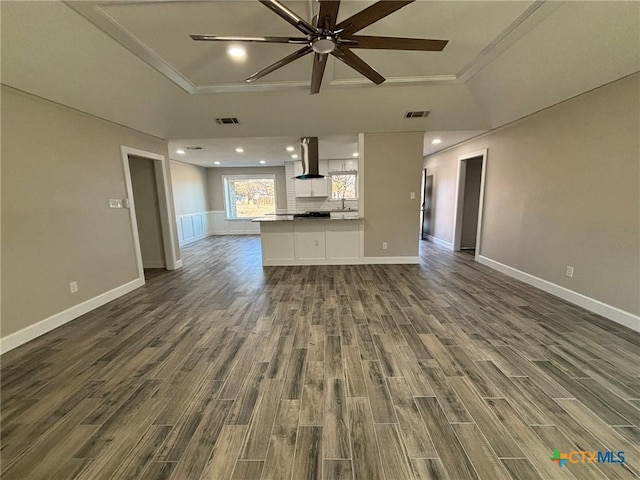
(295, 137, 324, 179)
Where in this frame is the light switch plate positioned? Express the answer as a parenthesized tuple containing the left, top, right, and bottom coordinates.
(109, 199, 123, 209)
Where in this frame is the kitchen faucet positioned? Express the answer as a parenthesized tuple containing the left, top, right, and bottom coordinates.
(341, 198, 346, 210)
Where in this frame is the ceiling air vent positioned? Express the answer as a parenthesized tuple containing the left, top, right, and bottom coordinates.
(215, 117, 240, 125)
(186, 146, 202, 150)
(405, 111, 430, 119)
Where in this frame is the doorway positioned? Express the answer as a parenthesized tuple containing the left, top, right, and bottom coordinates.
(129, 156, 166, 269)
(421, 169, 434, 240)
(452, 149, 487, 259)
(121, 146, 179, 281)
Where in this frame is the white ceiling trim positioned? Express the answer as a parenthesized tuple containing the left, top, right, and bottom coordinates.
(67, 1, 197, 93)
(65, 0, 552, 95)
(192, 74, 458, 94)
(456, 0, 560, 82)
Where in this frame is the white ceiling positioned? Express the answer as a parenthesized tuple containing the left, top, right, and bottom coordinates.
(2, 1, 638, 161)
(170, 134, 359, 167)
(169, 131, 486, 167)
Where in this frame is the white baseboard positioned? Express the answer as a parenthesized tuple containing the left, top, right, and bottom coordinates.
(477, 255, 640, 333)
(262, 256, 419, 266)
(174, 259, 183, 269)
(179, 232, 212, 246)
(143, 260, 166, 269)
(360, 256, 420, 265)
(425, 235, 453, 250)
(209, 232, 260, 236)
(0, 277, 145, 354)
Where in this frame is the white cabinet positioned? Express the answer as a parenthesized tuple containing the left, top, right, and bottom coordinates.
(329, 211, 359, 219)
(328, 159, 358, 172)
(326, 223, 360, 260)
(345, 159, 358, 171)
(294, 223, 326, 260)
(260, 222, 295, 263)
(258, 219, 362, 266)
(294, 178, 328, 197)
(294, 160, 329, 197)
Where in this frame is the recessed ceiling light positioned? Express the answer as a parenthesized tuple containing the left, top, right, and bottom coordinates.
(352, 152, 359, 157)
(176, 149, 185, 155)
(227, 45, 247, 60)
(286, 146, 295, 152)
(214, 161, 221, 165)
(235, 147, 244, 153)
(292, 154, 299, 159)
(259, 160, 266, 164)
(432, 138, 442, 145)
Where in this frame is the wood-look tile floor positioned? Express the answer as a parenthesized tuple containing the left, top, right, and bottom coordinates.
(2, 236, 639, 480)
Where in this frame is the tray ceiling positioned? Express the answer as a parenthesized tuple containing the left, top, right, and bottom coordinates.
(3, 1, 637, 140)
(69, 0, 538, 93)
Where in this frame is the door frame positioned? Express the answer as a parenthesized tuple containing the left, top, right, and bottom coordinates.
(121, 146, 180, 280)
(452, 148, 487, 259)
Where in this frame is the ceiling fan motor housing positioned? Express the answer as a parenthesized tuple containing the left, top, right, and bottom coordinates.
(312, 37, 336, 54)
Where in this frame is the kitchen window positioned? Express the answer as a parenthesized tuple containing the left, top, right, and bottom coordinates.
(330, 172, 357, 200)
(223, 175, 276, 219)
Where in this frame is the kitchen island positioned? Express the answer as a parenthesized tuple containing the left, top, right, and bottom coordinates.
(253, 213, 363, 266)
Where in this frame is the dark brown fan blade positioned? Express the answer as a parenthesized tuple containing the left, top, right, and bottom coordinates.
(317, 0, 340, 31)
(332, 47, 385, 85)
(310, 53, 328, 94)
(190, 34, 309, 45)
(348, 35, 448, 51)
(246, 45, 312, 83)
(335, 0, 414, 35)
(259, 0, 317, 35)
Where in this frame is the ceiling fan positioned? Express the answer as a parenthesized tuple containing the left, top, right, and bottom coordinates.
(190, 0, 448, 94)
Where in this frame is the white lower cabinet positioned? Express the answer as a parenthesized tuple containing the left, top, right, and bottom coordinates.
(259, 222, 295, 263)
(294, 223, 326, 260)
(326, 223, 360, 260)
(258, 220, 361, 265)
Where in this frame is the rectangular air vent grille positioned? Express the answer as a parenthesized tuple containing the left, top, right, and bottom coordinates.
(405, 111, 430, 119)
(186, 146, 202, 150)
(215, 117, 240, 125)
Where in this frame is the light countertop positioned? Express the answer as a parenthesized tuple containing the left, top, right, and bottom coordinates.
(252, 215, 362, 222)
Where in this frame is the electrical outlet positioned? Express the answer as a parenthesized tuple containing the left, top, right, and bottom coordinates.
(565, 266, 574, 278)
(382, 242, 388, 250)
(410, 192, 416, 200)
(69, 281, 79, 293)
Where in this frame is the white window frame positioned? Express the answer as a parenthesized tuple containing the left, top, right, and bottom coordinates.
(329, 171, 358, 201)
(222, 174, 277, 220)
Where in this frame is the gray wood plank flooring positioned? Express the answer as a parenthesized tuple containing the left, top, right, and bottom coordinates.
(2, 236, 639, 479)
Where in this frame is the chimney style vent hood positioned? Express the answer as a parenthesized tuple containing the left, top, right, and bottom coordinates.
(295, 137, 324, 179)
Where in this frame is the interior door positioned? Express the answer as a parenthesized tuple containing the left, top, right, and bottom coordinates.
(421, 171, 433, 239)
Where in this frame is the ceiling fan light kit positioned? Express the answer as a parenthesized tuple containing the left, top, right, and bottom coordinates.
(191, 0, 448, 94)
